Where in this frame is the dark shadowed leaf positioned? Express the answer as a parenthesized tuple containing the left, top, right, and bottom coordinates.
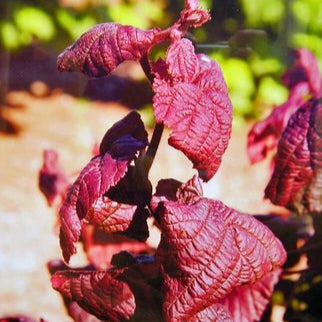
(57, 23, 160, 77)
(99, 111, 149, 157)
(265, 98, 322, 214)
(219, 269, 281, 322)
(39, 149, 69, 206)
(116, 256, 164, 321)
(154, 178, 286, 321)
(153, 39, 232, 181)
(52, 269, 135, 321)
(59, 112, 148, 262)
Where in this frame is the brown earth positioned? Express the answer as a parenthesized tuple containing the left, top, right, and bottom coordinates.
(0, 88, 285, 321)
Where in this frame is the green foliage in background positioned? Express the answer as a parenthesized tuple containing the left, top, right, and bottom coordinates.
(0, 0, 169, 51)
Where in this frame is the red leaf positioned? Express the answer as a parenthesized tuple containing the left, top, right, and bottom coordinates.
(155, 181, 286, 320)
(59, 154, 128, 262)
(59, 112, 148, 262)
(51, 269, 135, 321)
(219, 269, 281, 322)
(188, 304, 234, 322)
(153, 39, 232, 181)
(265, 98, 322, 213)
(57, 23, 159, 77)
(47, 260, 100, 322)
(39, 149, 69, 206)
(86, 196, 138, 233)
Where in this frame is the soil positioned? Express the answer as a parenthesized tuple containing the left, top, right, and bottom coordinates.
(0, 75, 285, 321)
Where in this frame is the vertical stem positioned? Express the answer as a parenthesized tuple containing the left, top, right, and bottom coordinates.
(139, 54, 165, 175)
(144, 122, 164, 174)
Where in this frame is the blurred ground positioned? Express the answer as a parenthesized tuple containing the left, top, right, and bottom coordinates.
(0, 87, 285, 321)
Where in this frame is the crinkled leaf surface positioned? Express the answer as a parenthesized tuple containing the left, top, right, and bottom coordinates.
(219, 269, 281, 322)
(57, 23, 159, 77)
(47, 260, 100, 322)
(265, 98, 322, 214)
(59, 112, 148, 262)
(153, 39, 232, 181)
(52, 269, 135, 321)
(39, 149, 69, 206)
(154, 178, 286, 321)
(86, 196, 149, 240)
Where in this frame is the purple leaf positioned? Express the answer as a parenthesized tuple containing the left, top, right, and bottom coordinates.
(154, 178, 286, 321)
(99, 110, 148, 157)
(59, 112, 148, 262)
(219, 269, 281, 322)
(265, 98, 322, 213)
(57, 23, 160, 77)
(51, 269, 135, 321)
(153, 39, 232, 181)
(39, 149, 69, 206)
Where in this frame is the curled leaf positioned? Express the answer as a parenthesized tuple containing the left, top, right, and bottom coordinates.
(154, 178, 286, 321)
(57, 23, 159, 77)
(52, 269, 135, 321)
(153, 39, 232, 181)
(59, 112, 148, 262)
(265, 98, 322, 214)
(39, 149, 69, 206)
(99, 111, 149, 157)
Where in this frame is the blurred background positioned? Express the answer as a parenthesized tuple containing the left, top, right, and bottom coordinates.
(0, 0, 321, 321)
